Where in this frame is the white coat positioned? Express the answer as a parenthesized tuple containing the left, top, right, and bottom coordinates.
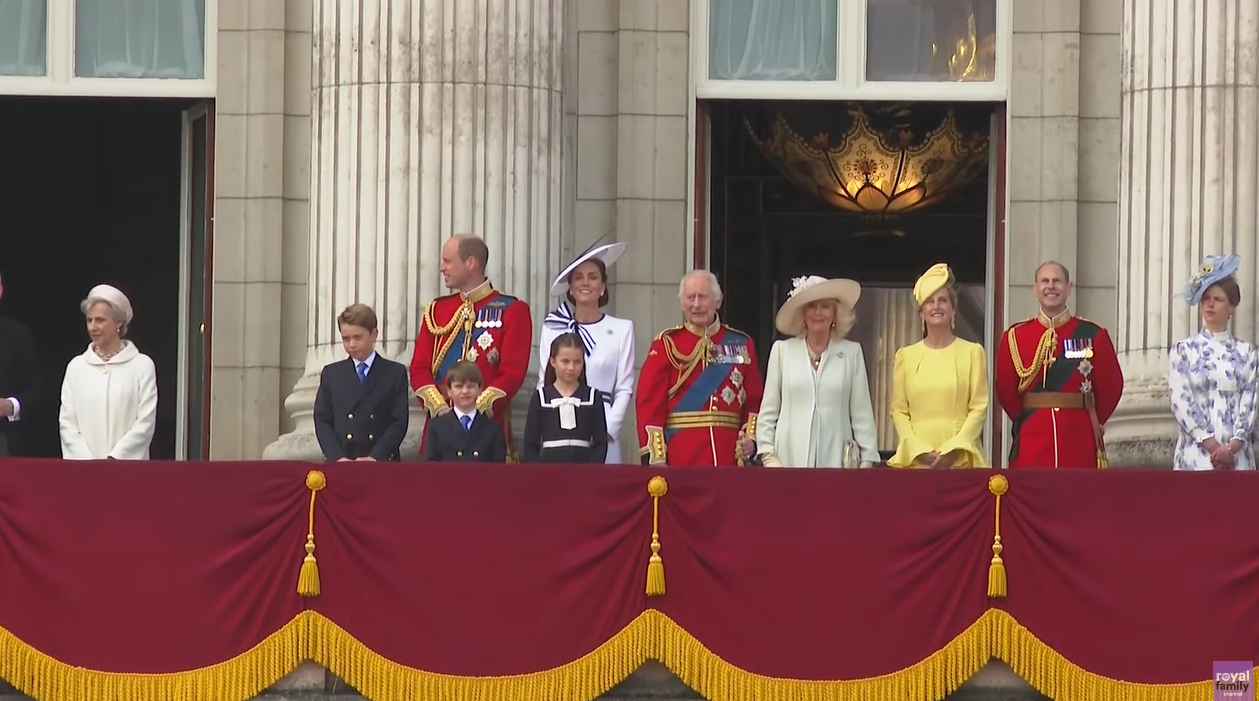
(756, 337, 881, 468)
(59, 341, 158, 460)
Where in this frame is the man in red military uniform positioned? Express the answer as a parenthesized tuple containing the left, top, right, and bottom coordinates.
(410, 234, 533, 461)
(995, 261, 1123, 469)
(635, 270, 763, 467)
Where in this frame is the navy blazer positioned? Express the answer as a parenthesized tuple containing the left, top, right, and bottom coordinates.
(422, 410, 507, 463)
(0, 316, 41, 456)
(313, 354, 410, 461)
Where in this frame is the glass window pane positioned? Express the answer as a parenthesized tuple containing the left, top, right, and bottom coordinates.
(709, 0, 838, 81)
(865, 0, 997, 82)
(76, 0, 206, 79)
(0, 0, 47, 77)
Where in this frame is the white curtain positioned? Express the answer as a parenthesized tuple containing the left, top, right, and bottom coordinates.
(76, 0, 205, 79)
(709, 0, 837, 81)
(0, 0, 47, 76)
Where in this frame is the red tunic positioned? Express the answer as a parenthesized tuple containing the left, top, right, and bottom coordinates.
(634, 320, 764, 467)
(994, 312, 1123, 469)
(409, 281, 533, 461)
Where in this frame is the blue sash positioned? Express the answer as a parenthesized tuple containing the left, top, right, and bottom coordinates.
(435, 295, 518, 384)
(664, 329, 749, 441)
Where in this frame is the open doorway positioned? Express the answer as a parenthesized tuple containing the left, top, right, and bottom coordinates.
(0, 96, 211, 460)
(703, 99, 1000, 460)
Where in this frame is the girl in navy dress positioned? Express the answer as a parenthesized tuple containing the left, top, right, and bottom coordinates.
(523, 333, 609, 464)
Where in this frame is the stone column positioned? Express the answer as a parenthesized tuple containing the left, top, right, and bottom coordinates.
(264, 0, 566, 460)
(1107, 0, 1259, 466)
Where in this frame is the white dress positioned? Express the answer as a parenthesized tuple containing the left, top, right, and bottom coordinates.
(1168, 329, 1259, 470)
(538, 304, 635, 464)
(59, 340, 159, 460)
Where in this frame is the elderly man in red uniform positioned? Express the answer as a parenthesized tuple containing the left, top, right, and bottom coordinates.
(635, 270, 763, 467)
(995, 261, 1124, 469)
(410, 234, 533, 461)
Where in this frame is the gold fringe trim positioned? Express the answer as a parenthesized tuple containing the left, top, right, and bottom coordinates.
(0, 608, 1235, 701)
(308, 609, 994, 701)
(645, 476, 668, 597)
(987, 475, 1008, 598)
(297, 470, 327, 598)
(989, 609, 1227, 701)
(0, 611, 312, 701)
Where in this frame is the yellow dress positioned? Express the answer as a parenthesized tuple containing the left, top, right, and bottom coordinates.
(887, 339, 990, 468)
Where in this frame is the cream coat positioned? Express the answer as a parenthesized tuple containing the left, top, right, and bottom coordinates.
(756, 337, 881, 467)
(59, 341, 158, 460)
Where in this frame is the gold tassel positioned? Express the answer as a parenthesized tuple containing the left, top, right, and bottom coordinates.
(987, 474, 1008, 598)
(645, 475, 669, 597)
(297, 470, 327, 598)
(1097, 449, 1108, 469)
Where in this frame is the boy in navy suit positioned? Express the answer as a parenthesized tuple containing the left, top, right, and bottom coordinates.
(422, 361, 507, 463)
(314, 304, 410, 462)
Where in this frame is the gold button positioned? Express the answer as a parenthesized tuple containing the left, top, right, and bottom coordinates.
(348, 413, 354, 420)
(346, 433, 353, 440)
(473, 451, 479, 458)
(457, 451, 463, 458)
(1053, 407, 1060, 413)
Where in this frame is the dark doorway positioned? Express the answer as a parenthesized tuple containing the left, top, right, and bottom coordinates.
(0, 96, 195, 459)
(705, 99, 998, 457)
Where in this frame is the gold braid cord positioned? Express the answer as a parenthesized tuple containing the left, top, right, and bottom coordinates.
(645, 476, 668, 596)
(662, 333, 711, 399)
(1007, 325, 1058, 393)
(423, 299, 475, 376)
(986, 475, 1007, 598)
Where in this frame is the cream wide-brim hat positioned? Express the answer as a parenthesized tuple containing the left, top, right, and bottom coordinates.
(549, 242, 629, 297)
(774, 275, 862, 335)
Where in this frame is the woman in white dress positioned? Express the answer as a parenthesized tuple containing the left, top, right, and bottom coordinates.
(538, 242, 636, 464)
(59, 284, 158, 460)
(1168, 254, 1259, 471)
(756, 275, 880, 468)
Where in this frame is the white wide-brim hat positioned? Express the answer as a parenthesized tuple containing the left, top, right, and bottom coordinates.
(774, 275, 861, 335)
(550, 242, 628, 297)
(86, 284, 134, 324)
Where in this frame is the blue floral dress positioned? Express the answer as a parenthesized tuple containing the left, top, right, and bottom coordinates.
(1168, 329, 1259, 470)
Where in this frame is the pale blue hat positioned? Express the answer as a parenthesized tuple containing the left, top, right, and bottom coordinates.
(1185, 254, 1240, 305)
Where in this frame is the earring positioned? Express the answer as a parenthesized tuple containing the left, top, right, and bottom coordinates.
(951, 319, 955, 330)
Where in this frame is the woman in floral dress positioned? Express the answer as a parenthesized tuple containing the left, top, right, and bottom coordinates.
(1168, 254, 1259, 470)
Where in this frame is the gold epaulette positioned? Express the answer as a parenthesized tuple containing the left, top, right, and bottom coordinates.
(653, 324, 684, 342)
(1007, 317, 1035, 331)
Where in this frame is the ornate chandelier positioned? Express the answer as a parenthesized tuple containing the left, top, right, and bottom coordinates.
(746, 109, 989, 217)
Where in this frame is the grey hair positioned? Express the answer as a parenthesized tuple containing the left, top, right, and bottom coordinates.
(792, 299, 857, 340)
(1035, 260, 1072, 284)
(81, 296, 129, 338)
(678, 269, 723, 301)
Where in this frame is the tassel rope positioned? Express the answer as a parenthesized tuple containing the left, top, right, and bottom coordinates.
(297, 470, 327, 598)
(987, 474, 1008, 599)
(645, 475, 669, 597)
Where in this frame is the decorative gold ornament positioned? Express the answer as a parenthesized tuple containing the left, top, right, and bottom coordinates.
(747, 109, 989, 217)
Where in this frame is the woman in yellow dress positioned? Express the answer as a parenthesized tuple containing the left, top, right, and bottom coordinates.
(887, 263, 990, 468)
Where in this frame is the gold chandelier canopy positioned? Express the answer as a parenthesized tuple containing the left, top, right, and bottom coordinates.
(748, 109, 990, 216)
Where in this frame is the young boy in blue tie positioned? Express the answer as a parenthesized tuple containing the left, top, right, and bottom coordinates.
(313, 303, 410, 461)
(422, 360, 507, 463)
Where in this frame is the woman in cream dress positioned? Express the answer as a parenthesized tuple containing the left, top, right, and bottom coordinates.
(59, 284, 158, 460)
(756, 275, 880, 468)
(537, 242, 636, 464)
(887, 264, 989, 468)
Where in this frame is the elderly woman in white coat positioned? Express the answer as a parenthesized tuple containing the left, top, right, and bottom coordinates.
(538, 241, 636, 463)
(756, 275, 880, 468)
(59, 284, 158, 460)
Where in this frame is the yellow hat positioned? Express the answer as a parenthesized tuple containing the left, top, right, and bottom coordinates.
(913, 263, 954, 307)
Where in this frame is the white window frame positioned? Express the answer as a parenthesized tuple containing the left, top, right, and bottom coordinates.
(691, 0, 1011, 102)
(0, 0, 216, 97)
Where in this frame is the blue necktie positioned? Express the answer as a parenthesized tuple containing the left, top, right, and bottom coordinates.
(356, 362, 367, 383)
(460, 414, 472, 431)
